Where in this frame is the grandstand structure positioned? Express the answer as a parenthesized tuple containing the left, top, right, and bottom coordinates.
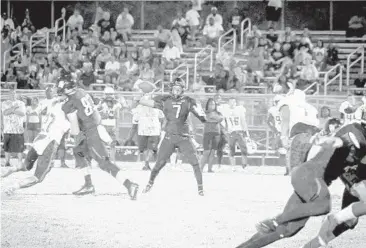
(1, 0, 365, 165)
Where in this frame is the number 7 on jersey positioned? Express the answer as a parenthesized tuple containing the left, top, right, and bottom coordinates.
(173, 104, 181, 118)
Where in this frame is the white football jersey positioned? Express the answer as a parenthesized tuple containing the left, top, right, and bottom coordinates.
(355, 104, 366, 121)
(339, 101, 356, 124)
(132, 105, 164, 136)
(224, 106, 246, 133)
(268, 106, 282, 132)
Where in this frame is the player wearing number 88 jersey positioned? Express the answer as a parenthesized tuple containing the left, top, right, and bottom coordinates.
(57, 75, 139, 200)
(138, 78, 208, 196)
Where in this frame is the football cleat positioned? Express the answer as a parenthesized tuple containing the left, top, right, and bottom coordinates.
(72, 184, 95, 196)
(142, 161, 151, 171)
(127, 182, 139, 200)
(256, 218, 278, 234)
(198, 185, 204, 196)
(142, 183, 153, 194)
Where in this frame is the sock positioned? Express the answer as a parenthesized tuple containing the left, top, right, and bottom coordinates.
(85, 174, 92, 186)
(236, 231, 282, 248)
(332, 223, 350, 237)
(334, 204, 356, 224)
(192, 164, 203, 189)
(123, 179, 131, 188)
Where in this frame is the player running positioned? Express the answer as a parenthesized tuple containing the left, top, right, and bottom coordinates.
(223, 97, 250, 169)
(57, 74, 139, 200)
(267, 95, 285, 154)
(234, 122, 366, 248)
(2, 92, 70, 193)
(138, 78, 209, 196)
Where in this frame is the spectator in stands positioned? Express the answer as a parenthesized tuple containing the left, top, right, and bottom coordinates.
(313, 40, 327, 71)
(247, 47, 265, 79)
(265, 0, 282, 29)
(124, 52, 139, 76)
(83, 28, 98, 47)
(21, 9, 33, 30)
(152, 57, 165, 81)
(302, 27, 312, 40)
(95, 45, 112, 70)
(192, 0, 205, 14)
(246, 25, 262, 50)
(154, 25, 171, 50)
(79, 62, 96, 89)
(116, 8, 134, 41)
(118, 42, 128, 62)
(216, 46, 234, 70)
(201, 17, 223, 47)
(26, 97, 41, 143)
(172, 10, 189, 46)
(268, 42, 285, 72)
(346, 12, 366, 38)
(171, 27, 183, 53)
(319, 106, 331, 128)
(326, 42, 339, 66)
(281, 35, 295, 58)
(162, 40, 181, 69)
(99, 30, 114, 46)
(185, 4, 201, 42)
(1, 13, 14, 31)
(202, 63, 232, 91)
(354, 72, 366, 95)
(98, 11, 114, 35)
(297, 56, 319, 90)
(105, 55, 120, 82)
(139, 39, 154, 64)
(2, 90, 26, 168)
(116, 65, 133, 91)
(206, 7, 223, 27)
(228, 7, 243, 37)
(66, 9, 84, 36)
(278, 26, 293, 43)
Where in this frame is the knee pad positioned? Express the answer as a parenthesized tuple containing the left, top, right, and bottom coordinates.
(99, 157, 119, 177)
(25, 148, 39, 171)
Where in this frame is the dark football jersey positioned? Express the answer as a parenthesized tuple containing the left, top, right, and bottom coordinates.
(153, 95, 206, 136)
(323, 123, 366, 185)
(62, 89, 101, 131)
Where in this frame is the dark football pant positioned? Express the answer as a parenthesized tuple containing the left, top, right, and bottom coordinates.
(228, 131, 248, 157)
(73, 127, 120, 177)
(148, 133, 202, 186)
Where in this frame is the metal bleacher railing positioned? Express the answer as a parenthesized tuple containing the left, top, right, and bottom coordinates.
(346, 45, 365, 93)
(218, 28, 236, 55)
(2, 43, 24, 72)
(193, 45, 213, 84)
(324, 63, 343, 95)
(240, 18, 252, 50)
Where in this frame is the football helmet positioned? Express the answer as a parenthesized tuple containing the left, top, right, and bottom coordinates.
(57, 74, 76, 96)
(170, 78, 185, 99)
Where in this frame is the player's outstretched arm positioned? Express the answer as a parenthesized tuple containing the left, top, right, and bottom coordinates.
(138, 98, 156, 108)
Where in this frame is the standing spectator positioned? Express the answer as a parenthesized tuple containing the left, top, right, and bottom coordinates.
(116, 8, 134, 41)
(206, 7, 223, 27)
(346, 12, 365, 38)
(201, 17, 223, 46)
(172, 11, 189, 46)
(66, 9, 84, 36)
(1, 90, 26, 167)
(265, 0, 282, 29)
(1, 13, 14, 31)
(97, 11, 114, 35)
(154, 25, 172, 49)
(21, 9, 33, 30)
(200, 98, 223, 173)
(326, 42, 339, 66)
(354, 72, 366, 95)
(192, 0, 205, 14)
(26, 97, 41, 143)
(228, 7, 243, 36)
(162, 40, 181, 69)
(171, 27, 183, 53)
(185, 4, 201, 42)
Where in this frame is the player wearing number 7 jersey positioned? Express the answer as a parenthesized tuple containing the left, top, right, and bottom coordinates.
(57, 74, 139, 200)
(138, 78, 209, 196)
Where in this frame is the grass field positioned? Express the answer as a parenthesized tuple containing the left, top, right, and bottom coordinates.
(1, 162, 365, 248)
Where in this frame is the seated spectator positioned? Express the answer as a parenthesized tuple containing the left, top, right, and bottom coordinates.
(206, 7, 223, 26)
(16, 71, 32, 89)
(124, 52, 139, 76)
(258, 36, 271, 50)
(267, 42, 286, 71)
(130, 45, 139, 61)
(116, 65, 133, 91)
(185, 4, 201, 42)
(281, 35, 296, 58)
(246, 25, 262, 50)
(228, 7, 243, 36)
(279, 26, 294, 43)
(216, 46, 234, 70)
(139, 39, 154, 64)
(354, 72, 366, 95)
(116, 8, 134, 41)
(346, 12, 365, 38)
(247, 48, 265, 78)
(152, 57, 165, 81)
(100, 30, 114, 46)
(172, 10, 189, 46)
(201, 17, 223, 47)
(118, 42, 128, 62)
(266, 27, 278, 44)
(95, 45, 112, 70)
(155, 25, 172, 50)
(105, 55, 120, 80)
(78, 62, 96, 89)
(297, 36, 312, 53)
(162, 40, 181, 69)
(70, 28, 83, 50)
(312, 40, 327, 71)
(66, 9, 83, 37)
(171, 27, 183, 53)
(202, 63, 232, 91)
(294, 45, 312, 67)
(326, 42, 339, 66)
(134, 62, 155, 90)
(297, 56, 319, 90)
(97, 11, 114, 35)
(84, 28, 98, 47)
(302, 28, 312, 40)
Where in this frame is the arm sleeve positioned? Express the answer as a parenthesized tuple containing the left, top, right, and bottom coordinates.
(153, 95, 165, 110)
(62, 100, 77, 115)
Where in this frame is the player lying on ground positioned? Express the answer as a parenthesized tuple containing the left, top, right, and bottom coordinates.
(2, 93, 70, 194)
(57, 74, 139, 200)
(234, 122, 366, 248)
(138, 78, 217, 196)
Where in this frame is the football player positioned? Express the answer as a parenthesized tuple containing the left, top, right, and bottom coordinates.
(339, 95, 357, 125)
(355, 96, 366, 121)
(57, 74, 139, 200)
(267, 95, 286, 156)
(138, 78, 209, 196)
(234, 122, 366, 248)
(223, 97, 250, 169)
(2, 90, 70, 193)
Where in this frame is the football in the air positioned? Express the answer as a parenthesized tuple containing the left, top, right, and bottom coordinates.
(137, 81, 157, 93)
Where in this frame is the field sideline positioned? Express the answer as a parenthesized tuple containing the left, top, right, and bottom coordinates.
(1, 162, 365, 248)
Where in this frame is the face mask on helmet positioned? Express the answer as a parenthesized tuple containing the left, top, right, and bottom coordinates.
(57, 79, 75, 96)
(170, 79, 185, 99)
